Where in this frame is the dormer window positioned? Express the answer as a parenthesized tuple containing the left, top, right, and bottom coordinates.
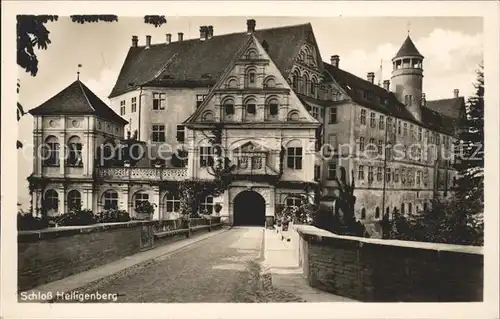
(223, 98, 235, 119)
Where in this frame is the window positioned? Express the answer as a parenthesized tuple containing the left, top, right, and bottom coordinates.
(196, 94, 207, 108)
(286, 147, 302, 170)
(199, 146, 213, 167)
(404, 95, 413, 106)
(360, 109, 366, 125)
(268, 100, 279, 117)
(43, 136, 59, 166)
(44, 189, 59, 210)
(425, 130, 429, 141)
(386, 168, 391, 182)
(165, 194, 180, 213)
(252, 156, 263, 169)
(408, 203, 413, 215)
(398, 121, 402, 135)
(363, 90, 372, 100)
(327, 163, 337, 180)
(377, 167, 383, 181)
(199, 195, 214, 214)
(310, 78, 317, 96)
(370, 112, 376, 128)
(379, 115, 384, 130)
(401, 168, 406, 183)
(152, 125, 165, 142)
(358, 165, 365, 180)
(131, 97, 137, 113)
(403, 123, 408, 136)
(67, 190, 81, 210)
(135, 192, 149, 208)
(103, 190, 118, 210)
(416, 171, 421, 185)
(120, 100, 126, 115)
(418, 127, 422, 141)
(329, 107, 337, 124)
(153, 93, 166, 110)
(286, 197, 302, 208)
(401, 203, 405, 215)
(410, 125, 415, 139)
(311, 106, 319, 119)
(246, 102, 256, 115)
(176, 125, 185, 142)
(237, 156, 248, 169)
(394, 168, 399, 182)
(361, 208, 366, 219)
(378, 140, 383, 155)
(246, 69, 257, 87)
(368, 166, 374, 182)
(67, 136, 83, 167)
(359, 137, 365, 152)
(224, 99, 235, 115)
(375, 207, 380, 219)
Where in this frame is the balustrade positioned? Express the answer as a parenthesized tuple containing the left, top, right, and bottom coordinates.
(97, 167, 187, 181)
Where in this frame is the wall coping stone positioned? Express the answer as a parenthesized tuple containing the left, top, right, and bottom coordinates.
(295, 225, 483, 255)
(18, 221, 155, 243)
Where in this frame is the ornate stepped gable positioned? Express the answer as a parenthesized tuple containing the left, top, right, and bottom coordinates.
(184, 33, 318, 125)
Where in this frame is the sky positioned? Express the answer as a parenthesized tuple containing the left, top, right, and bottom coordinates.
(17, 16, 483, 207)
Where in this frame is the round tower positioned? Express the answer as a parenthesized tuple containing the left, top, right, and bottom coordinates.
(391, 35, 424, 121)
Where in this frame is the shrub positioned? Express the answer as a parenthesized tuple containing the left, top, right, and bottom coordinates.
(17, 213, 49, 231)
(54, 208, 97, 226)
(96, 209, 130, 223)
(213, 203, 222, 215)
(134, 201, 156, 220)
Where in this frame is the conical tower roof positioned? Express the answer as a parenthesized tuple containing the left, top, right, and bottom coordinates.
(394, 35, 423, 59)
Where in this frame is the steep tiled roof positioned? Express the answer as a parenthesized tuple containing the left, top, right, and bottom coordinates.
(323, 62, 461, 135)
(323, 62, 417, 122)
(29, 80, 127, 125)
(109, 23, 314, 98)
(425, 97, 465, 119)
(394, 35, 423, 59)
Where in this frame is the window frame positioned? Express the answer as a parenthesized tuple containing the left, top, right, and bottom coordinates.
(152, 124, 166, 142)
(286, 147, 303, 170)
(153, 93, 166, 110)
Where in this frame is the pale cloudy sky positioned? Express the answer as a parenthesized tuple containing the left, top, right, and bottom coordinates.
(17, 16, 483, 206)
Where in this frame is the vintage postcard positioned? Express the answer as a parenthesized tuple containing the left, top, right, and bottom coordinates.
(1, 1, 499, 319)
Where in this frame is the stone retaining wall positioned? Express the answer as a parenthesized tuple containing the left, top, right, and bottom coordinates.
(295, 225, 483, 302)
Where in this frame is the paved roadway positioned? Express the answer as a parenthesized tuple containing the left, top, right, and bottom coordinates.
(74, 227, 303, 303)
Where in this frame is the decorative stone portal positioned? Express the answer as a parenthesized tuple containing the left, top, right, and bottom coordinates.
(233, 190, 265, 226)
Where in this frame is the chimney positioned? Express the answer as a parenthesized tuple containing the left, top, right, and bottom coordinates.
(199, 26, 207, 41)
(178, 32, 184, 42)
(383, 80, 390, 91)
(145, 35, 151, 48)
(207, 25, 214, 39)
(166, 33, 172, 44)
(131, 35, 138, 47)
(247, 19, 256, 34)
(421, 93, 426, 106)
(367, 72, 375, 84)
(330, 55, 339, 68)
(453, 89, 459, 98)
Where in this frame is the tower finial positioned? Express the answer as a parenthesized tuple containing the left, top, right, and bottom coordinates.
(407, 21, 411, 35)
(77, 64, 82, 80)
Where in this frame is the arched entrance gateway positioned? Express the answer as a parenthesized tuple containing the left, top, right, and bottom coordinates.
(233, 190, 266, 226)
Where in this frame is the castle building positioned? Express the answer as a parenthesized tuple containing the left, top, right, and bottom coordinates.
(28, 20, 464, 226)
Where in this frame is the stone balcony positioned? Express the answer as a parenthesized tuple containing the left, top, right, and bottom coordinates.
(96, 167, 187, 182)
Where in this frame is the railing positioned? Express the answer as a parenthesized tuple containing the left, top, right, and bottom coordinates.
(96, 167, 187, 181)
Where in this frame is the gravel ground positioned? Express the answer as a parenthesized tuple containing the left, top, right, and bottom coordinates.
(56, 227, 304, 303)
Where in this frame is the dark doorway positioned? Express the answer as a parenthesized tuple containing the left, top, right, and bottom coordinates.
(233, 191, 265, 226)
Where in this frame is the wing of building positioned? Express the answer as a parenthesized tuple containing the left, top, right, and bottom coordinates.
(29, 20, 465, 234)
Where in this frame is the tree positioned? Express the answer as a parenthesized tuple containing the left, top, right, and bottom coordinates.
(454, 63, 484, 207)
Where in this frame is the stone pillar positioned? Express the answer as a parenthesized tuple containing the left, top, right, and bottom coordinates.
(152, 186, 160, 220)
(119, 186, 129, 212)
(58, 186, 66, 215)
(265, 187, 276, 228)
